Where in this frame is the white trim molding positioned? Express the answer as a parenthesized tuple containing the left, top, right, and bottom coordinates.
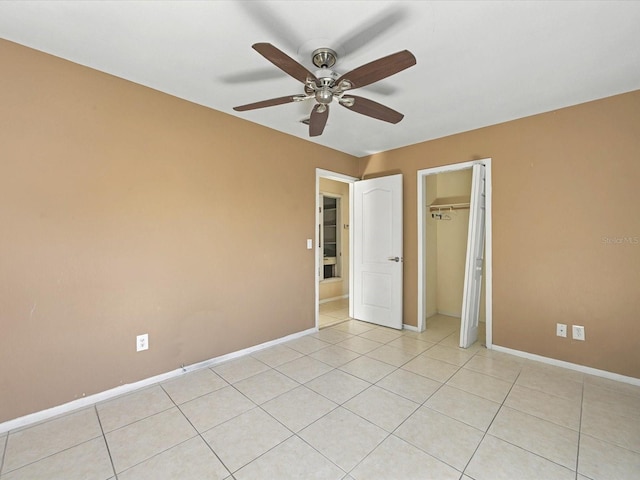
(492, 344, 640, 386)
(0, 327, 317, 435)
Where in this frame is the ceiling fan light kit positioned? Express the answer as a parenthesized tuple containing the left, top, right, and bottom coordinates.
(233, 42, 416, 137)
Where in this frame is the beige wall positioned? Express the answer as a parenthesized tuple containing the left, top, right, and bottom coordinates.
(361, 89, 640, 378)
(2, 38, 639, 424)
(318, 178, 350, 301)
(0, 40, 358, 423)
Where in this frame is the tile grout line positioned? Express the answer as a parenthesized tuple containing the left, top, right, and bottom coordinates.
(383, 349, 479, 475)
(458, 356, 523, 476)
(94, 404, 118, 480)
(514, 374, 585, 402)
(248, 329, 402, 478)
(575, 378, 586, 480)
(341, 330, 476, 477)
(0, 410, 106, 478)
(382, 384, 448, 464)
(290, 365, 398, 478)
(223, 372, 343, 477)
(343, 429, 392, 478)
(164, 381, 245, 478)
(461, 363, 583, 476)
(206, 357, 351, 476)
(293, 431, 350, 477)
(0, 431, 7, 477)
(344, 342, 472, 476)
(102, 381, 237, 478)
(255, 376, 337, 449)
(501, 383, 585, 431)
(567, 382, 640, 457)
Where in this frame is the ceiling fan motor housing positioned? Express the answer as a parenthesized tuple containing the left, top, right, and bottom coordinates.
(314, 73, 339, 105)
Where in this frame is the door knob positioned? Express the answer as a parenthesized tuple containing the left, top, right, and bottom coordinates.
(388, 256, 401, 262)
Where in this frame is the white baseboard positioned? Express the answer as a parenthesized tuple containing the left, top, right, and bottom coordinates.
(402, 324, 419, 332)
(0, 327, 317, 435)
(319, 294, 349, 304)
(436, 310, 461, 318)
(492, 344, 640, 386)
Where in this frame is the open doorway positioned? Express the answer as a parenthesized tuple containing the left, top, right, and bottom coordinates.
(315, 170, 358, 329)
(417, 159, 492, 348)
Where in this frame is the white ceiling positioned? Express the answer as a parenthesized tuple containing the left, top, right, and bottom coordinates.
(1, 1, 640, 157)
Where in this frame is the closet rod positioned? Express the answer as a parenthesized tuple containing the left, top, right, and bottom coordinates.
(428, 204, 469, 211)
(428, 195, 470, 211)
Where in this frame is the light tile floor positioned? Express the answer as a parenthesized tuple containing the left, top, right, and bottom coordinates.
(1, 315, 639, 479)
(319, 298, 351, 328)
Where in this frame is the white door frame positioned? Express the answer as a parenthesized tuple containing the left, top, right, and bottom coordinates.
(416, 159, 493, 348)
(315, 169, 359, 329)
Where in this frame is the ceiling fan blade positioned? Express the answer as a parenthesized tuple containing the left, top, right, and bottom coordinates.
(336, 50, 416, 89)
(363, 83, 398, 96)
(309, 104, 329, 137)
(220, 67, 287, 84)
(340, 95, 404, 124)
(252, 43, 318, 85)
(335, 5, 408, 58)
(233, 95, 300, 111)
(238, 2, 303, 54)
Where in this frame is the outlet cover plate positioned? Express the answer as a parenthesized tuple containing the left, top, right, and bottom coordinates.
(137, 333, 149, 351)
(572, 325, 585, 341)
(556, 323, 567, 338)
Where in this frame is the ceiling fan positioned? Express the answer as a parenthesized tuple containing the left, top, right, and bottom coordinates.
(233, 43, 416, 137)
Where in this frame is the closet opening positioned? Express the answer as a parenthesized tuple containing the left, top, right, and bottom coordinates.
(417, 159, 492, 349)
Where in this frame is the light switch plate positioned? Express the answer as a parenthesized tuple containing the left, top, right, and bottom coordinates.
(306, 239, 313, 249)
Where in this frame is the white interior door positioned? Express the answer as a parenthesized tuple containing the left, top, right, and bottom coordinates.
(460, 164, 486, 347)
(353, 174, 403, 329)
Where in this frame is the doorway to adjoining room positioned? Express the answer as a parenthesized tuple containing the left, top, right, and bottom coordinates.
(316, 173, 355, 329)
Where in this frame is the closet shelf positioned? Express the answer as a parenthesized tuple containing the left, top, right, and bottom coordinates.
(429, 195, 470, 211)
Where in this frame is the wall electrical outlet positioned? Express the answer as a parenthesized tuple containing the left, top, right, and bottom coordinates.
(572, 325, 585, 341)
(556, 323, 567, 338)
(136, 333, 149, 352)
